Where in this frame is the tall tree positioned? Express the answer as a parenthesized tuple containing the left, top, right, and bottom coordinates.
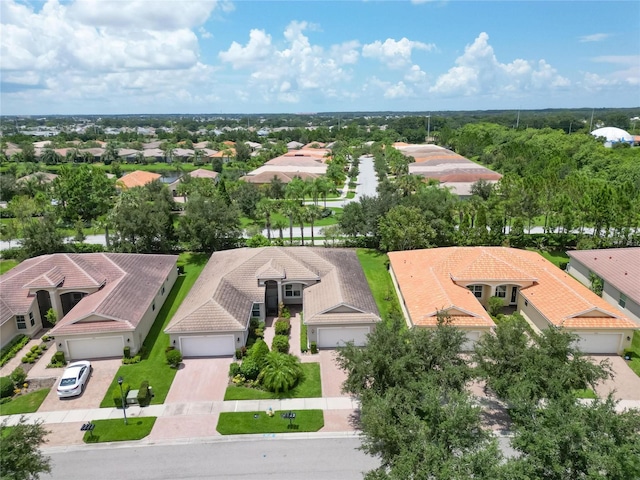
(378, 205, 434, 252)
(53, 164, 116, 223)
(1, 417, 51, 480)
(179, 193, 242, 252)
(20, 214, 65, 258)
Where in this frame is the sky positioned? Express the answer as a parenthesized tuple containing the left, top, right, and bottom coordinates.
(1, 0, 639, 115)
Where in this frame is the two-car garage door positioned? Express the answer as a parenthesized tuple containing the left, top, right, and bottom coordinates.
(67, 336, 124, 360)
(317, 327, 370, 348)
(576, 333, 622, 354)
(180, 335, 236, 357)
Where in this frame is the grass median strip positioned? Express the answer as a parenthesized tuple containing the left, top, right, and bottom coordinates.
(356, 248, 400, 322)
(217, 410, 324, 435)
(0, 389, 50, 416)
(83, 417, 156, 443)
(224, 362, 321, 400)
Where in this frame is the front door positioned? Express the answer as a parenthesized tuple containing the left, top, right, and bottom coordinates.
(265, 281, 278, 316)
(510, 286, 518, 305)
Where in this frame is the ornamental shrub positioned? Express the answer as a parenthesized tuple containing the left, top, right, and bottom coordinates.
(229, 362, 241, 378)
(166, 349, 183, 368)
(271, 335, 290, 354)
(240, 357, 260, 381)
(123, 346, 131, 359)
(112, 383, 131, 408)
(310, 342, 318, 354)
(274, 320, 291, 336)
(249, 339, 270, 368)
(137, 380, 151, 406)
(0, 376, 15, 398)
(52, 351, 66, 365)
(10, 367, 27, 387)
(30, 345, 40, 353)
(0, 335, 30, 367)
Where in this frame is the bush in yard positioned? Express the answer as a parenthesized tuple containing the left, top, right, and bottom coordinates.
(310, 342, 318, 354)
(240, 357, 260, 381)
(112, 383, 131, 408)
(21, 356, 30, 364)
(259, 352, 302, 393)
(229, 362, 241, 378)
(50, 351, 65, 366)
(10, 367, 27, 387)
(123, 346, 131, 359)
(166, 349, 182, 368)
(272, 335, 289, 354)
(0, 335, 30, 367)
(488, 296, 504, 317)
(0, 376, 15, 398)
(249, 339, 270, 368)
(30, 345, 40, 354)
(274, 320, 291, 336)
(137, 381, 151, 406)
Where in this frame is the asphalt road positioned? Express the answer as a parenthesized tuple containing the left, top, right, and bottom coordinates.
(43, 436, 380, 480)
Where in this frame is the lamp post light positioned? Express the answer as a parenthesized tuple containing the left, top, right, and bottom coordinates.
(117, 376, 127, 425)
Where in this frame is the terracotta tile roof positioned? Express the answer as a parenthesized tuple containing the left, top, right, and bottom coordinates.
(389, 247, 636, 331)
(189, 169, 219, 180)
(166, 247, 379, 334)
(117, 170, 161, 189)
(241, 171, 321, 184)
(567, 248, 640, 304)
(22, 266, 66, 289)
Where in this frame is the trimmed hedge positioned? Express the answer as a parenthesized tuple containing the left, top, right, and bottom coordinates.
(137, 380, 151, 406)
(112, 383, 131, 408)
(240, 357, 260, 380)
(0, 335, 29, 367)
(274, 320, 291, 336)
(0, 376, 14, 399)
(272, 335, 290, 354)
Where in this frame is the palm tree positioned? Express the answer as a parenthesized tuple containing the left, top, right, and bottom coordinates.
(260, 352, 302, 394)
(305, 204, 322, 246)
(280, 199, 298, 245)
(255, 198, 273, 240)
(272, 217, 288, 240)
(40, 147, 61, 166)
(285, 177, 307, 205)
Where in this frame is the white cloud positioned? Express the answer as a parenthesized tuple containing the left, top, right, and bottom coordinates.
(430, 32, 570, 96)
(218, 29, 273, 68)
(199, 27, 213, 39)
(582, 55, 640, 89)
(384, 81, 414, 99)
(579, 33, 611, 43)
(362, 37, 435, 68)
(219, 20, 356, 104)
(405, 64, 427, 84)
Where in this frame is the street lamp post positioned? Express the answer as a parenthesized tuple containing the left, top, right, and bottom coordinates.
(117, 376, 128, 425)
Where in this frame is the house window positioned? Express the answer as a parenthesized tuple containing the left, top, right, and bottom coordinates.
(467, 285, 483, 298)
(285, 284, 301, 298)
(16, 315, 26, 330)
(619, 293, 627, 309)
(251, 303, 261, 318)
(29, 311, 35, 327)
(495, 286, 507, 298)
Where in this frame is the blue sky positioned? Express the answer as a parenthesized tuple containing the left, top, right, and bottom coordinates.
(1, 0, 638, 115)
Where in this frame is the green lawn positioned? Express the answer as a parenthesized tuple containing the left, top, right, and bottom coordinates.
(217, 410, 324, 435)
(533, 249, 570, 269)
(242, 207, 343, 231)
(0, 259, 18, 274)
(627, 330, 640, 377)
(99, 253, 209, 407)
(346, 191, 356, 199)
(83, 417, 156, 443)
(224, 362, 321, 400)
(0, 389, 50, 415)
(356, 248, 400, 322)
(574, 389, 597, 399)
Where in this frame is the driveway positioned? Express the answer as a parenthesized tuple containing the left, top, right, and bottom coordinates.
(165, 357, 233, 404)
(37, 358, 122, 412)
(313, 350, 349, 398)
(592, 355, 640, 401)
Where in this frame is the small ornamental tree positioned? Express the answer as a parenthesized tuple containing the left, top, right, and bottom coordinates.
(260, 352, 302, 393)
(271, 335, 290, 354)
(249, 339, 270, 369)
(45, 308, 57, 326)
(0, 417, 51, 480)
(10, 367, 27, 387)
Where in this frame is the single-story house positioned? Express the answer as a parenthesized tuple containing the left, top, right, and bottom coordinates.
(168, 168, 219, 196)
(388, 247, 636, 354)
(16, 172, 59, 185)
(0, 253, 178, 360)
(567, 248, 640, 327)
(165, 247, 381, 357)
(116, 170, 161, 189)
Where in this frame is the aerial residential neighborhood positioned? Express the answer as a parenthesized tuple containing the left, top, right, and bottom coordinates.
(2, 0, 640, 477)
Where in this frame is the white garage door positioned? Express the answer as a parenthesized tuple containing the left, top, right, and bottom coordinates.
(180, 335, 235, 357)
(576, 333, 622, 354)
(462, 331, 481, 351)
(317, 327, 370, 348)
(67, 336, 124, 360)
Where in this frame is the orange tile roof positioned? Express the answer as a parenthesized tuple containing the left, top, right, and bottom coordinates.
(117, 170, 161, 189)
(389, 247, 636, 331)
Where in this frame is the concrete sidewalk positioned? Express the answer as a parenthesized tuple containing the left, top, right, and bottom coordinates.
(0, 396, 360, 427)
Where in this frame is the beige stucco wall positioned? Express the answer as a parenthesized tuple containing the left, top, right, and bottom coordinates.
(566, 259, 592, 286)
(389, 265, 414, 328)
(3, 300, 45, 346)
(518, 296, 550, 331)
(282, 282, 305, 306)
(1, 320, 21, 348)
(602, 283, 640, 327)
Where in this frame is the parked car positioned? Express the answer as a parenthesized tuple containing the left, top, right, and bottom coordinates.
(57, 361, 92, 398)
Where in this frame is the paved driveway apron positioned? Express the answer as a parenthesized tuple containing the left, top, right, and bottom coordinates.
(37, 358, 122, 412)
(592, 355, 640, 401)
(165, 357, 233, 403)
(316, 350, 349, 398)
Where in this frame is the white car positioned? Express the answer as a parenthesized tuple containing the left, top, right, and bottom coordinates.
(57, 361, 92, 398)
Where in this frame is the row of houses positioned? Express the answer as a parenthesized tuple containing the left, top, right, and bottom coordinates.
(1, 247, 637, 361)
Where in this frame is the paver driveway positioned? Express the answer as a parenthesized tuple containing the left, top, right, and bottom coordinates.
(314, 350, 349, 398)
(37, 358, 122, 412)
(165, 357, 233, 403)
(592, 355, 640, 400)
